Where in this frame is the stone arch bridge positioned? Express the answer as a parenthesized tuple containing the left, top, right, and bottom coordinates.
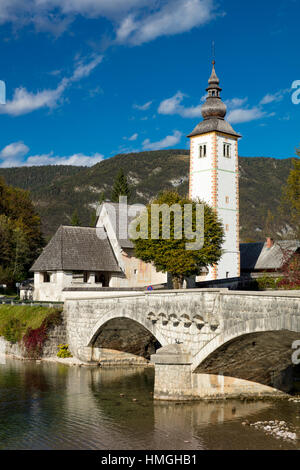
(64, 289, 300, 400)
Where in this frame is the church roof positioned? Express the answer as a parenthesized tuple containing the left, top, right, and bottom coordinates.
(240, 240, 300, 272)
(31, 226, 121, 272)
(188, 118, 241, 138)
(188, 61, 241, 139)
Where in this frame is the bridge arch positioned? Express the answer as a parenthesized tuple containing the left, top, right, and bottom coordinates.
(192, 312, 300, 372)
(87, 309, 168, 350)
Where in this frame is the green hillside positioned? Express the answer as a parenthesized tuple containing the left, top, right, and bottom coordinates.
(0, 150, 296, 241)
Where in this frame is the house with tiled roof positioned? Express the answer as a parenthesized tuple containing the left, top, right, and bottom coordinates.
(31, 202, 167, 301)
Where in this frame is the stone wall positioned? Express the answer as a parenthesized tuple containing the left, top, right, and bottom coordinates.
(0, 316, 67, 360)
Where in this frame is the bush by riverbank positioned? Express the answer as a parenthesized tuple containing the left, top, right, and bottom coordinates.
(0, 305, 63, 358)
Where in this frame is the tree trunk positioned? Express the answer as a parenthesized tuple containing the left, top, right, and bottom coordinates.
(172, 275, 184, 289)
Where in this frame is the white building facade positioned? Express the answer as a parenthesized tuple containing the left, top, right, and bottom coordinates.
(188, 61, 241, 280)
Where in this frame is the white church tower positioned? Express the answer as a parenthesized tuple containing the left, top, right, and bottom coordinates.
(188, 61, 241, 280)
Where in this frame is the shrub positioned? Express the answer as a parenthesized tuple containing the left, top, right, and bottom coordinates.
(22, 308, 63, 359)
(42, 309, 63, 329)
(277, 278, 300, 290)
(23, 324, 48, 359)
(57, 344, 72, 359)
(2, 318, 23, 344)
(256, 274, 280, 290)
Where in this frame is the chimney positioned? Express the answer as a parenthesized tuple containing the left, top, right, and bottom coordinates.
(266, 237, 274, 249)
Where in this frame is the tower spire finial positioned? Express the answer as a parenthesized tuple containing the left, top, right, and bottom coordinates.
(212, 40, 215, 66)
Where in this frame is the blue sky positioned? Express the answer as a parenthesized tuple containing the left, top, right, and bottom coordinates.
(0, 0, 299, 167)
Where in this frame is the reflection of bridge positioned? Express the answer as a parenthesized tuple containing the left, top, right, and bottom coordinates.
(64, 289, 300, 400)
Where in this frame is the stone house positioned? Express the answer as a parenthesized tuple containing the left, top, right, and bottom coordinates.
(31, 202, 167, 302)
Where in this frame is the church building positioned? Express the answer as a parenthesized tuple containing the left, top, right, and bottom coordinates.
(29, 60, 243, 301)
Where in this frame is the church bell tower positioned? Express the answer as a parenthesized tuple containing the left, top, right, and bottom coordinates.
(188, 61, 241, 280)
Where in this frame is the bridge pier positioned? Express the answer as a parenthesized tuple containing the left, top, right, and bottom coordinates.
(151, 344, 194, 401)
(151, 344, 286, 401)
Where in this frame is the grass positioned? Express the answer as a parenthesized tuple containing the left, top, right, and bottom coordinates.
(0, 305, 61, 343)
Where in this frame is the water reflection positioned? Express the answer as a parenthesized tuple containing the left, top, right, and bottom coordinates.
(0, 359, 299, 450)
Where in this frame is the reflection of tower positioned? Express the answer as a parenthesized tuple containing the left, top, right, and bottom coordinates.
(188, 61, 241, 280)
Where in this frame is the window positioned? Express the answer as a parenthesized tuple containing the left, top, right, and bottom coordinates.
(95, 273, 109, 287)
(223, 143, 231, 158)
(43, 272, 51, 283)
(226, 272, 230, 279)
(225, 224, 229, 232)
(225, 196, 229, 204)
(199, 144, 207, 158)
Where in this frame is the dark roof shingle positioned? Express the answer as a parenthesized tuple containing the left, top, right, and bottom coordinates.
(31, 226, 121, 272)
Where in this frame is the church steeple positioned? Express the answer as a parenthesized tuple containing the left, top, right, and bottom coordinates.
(201, 60, 227, 120)
(188, 60, 241, 138)
(188, 57, 241, 281)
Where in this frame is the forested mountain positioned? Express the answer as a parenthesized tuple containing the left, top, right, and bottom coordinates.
(0, 150, 296, 242)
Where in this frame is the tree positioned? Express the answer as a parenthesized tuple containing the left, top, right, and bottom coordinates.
(0, 178, 44, 286)
(70, 210, 81, 226)
(131, 191, 224, 288)
(111, 168, 131, 203)
(281, 153, 300, 239)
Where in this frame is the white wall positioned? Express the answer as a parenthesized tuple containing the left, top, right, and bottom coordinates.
(190, 132, 240, 280)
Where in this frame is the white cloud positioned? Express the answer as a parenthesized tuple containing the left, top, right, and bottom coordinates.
(0, 0, 218, 44)
(26, 152, 104, 166)
(259, 89, 289, 105)
(0, 80, 68, 116)
(158, 91, 202, 118)
(71, 55, 103, 82)
(116, 0, 217, 45)
(128, 133, 138, 141)
(0, 141, 104, 167)
(0, 141, 30, 167)
(133, 101, 152, 111)
(225, 93, 282, 124)
(227, 107, 267, 124)
(225, 97, 248, 109)
(0, 55, 102, 116)
(143, 130, 182, 151)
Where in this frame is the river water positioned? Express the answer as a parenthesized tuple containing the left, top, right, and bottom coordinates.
(0, 359, 299, 450)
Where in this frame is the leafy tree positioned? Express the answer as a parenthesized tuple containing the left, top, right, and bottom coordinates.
(281, 153, 300, 239)
(111, 168, 131, 202)
(0, 178, 44, 287)
(70, 210, 81, 226)
(131, 191, 224, 288)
